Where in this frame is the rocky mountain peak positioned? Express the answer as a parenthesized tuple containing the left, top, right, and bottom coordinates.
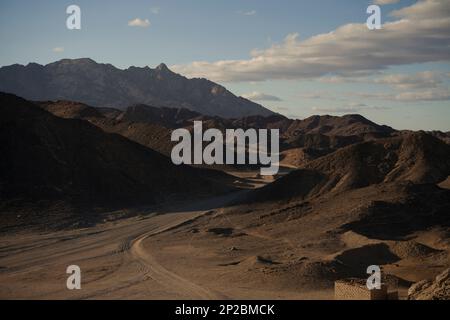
(155, 63, 170, 72)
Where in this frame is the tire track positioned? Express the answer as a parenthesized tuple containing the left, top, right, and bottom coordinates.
(128, 211, 224, 300)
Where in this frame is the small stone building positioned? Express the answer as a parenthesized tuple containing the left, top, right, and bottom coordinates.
(335, 278, 392, 300)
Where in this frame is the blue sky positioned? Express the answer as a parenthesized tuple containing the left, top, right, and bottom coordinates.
(0, 0, 449, 131)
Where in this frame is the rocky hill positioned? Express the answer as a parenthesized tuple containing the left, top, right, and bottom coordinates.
(0, 93, 230, 211)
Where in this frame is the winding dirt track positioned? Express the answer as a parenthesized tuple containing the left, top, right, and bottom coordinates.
(0, 193, 240, 299)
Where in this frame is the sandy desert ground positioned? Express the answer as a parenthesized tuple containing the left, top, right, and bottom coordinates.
(1, 171, 448, 300)
(0, 172, 325, 299)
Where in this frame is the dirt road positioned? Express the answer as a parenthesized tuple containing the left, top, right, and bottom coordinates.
(0, 193, 242, 299)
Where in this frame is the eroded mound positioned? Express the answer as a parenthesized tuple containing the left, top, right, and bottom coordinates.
(390, 241, 441, 259)
(340, 184, 450, 240)
(334, 243, 400, 269)
(288, 260, 355, 289)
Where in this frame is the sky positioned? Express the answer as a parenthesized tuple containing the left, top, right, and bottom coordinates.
(0, 0, 449, 131)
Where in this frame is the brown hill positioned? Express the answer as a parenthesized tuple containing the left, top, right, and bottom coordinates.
(118, 104, 203, 128)
(95, 120, 175, 157)
(284, 114, 394, 137)
(248, 132, 450, 202)
(37, 100, 399, 169)
(427, 131, 450, 145)
(0, 93, 229, 210)
(277, 115, 395, 165)
(39, 101, 176, 156)
(39, 100, 103, 119)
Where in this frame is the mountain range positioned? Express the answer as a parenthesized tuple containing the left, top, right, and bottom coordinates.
(0, 58, 274, 118)
(37, 100, 400, 165)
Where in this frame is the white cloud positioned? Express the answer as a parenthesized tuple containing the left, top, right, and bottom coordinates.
(52, 47, 64, 53)
(349, 92, 391, 100)
(312, 103, 389, 114)
(128, 18, 151, 28)
(391, 0, 450, 19)
(317, 75, 380, 84)
(394, 89, 450, 101)
(150, 7, 160, 15)
(312, 106, 360, 114)
(374, 71, 445, 89)
(273, 106, 288, 111)
(373, 0, 400, 5)
(349, 88, 450, 102)
(301, 70, 450, 103)
(368, 71, 450, 101)
(173, 0, 450, 82)
(298, 91, 337, 100)
(238, 10, 256, 16)
(241, 91, 282, 101)
(318, 76, 353, 84)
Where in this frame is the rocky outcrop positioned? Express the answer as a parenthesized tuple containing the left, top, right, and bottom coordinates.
(408, 269, 450, 300)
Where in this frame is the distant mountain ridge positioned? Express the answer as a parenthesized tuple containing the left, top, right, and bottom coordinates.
(37, 100, 398, 157)
(0, 58, 274, 118)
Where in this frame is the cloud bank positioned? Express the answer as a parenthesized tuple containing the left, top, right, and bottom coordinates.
(172, 0, 450, 83)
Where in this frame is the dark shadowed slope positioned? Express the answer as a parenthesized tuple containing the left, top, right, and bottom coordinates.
(0, 93, 230, 210)
(39, 101, 178, 157)
(0, 59, 274, 118)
